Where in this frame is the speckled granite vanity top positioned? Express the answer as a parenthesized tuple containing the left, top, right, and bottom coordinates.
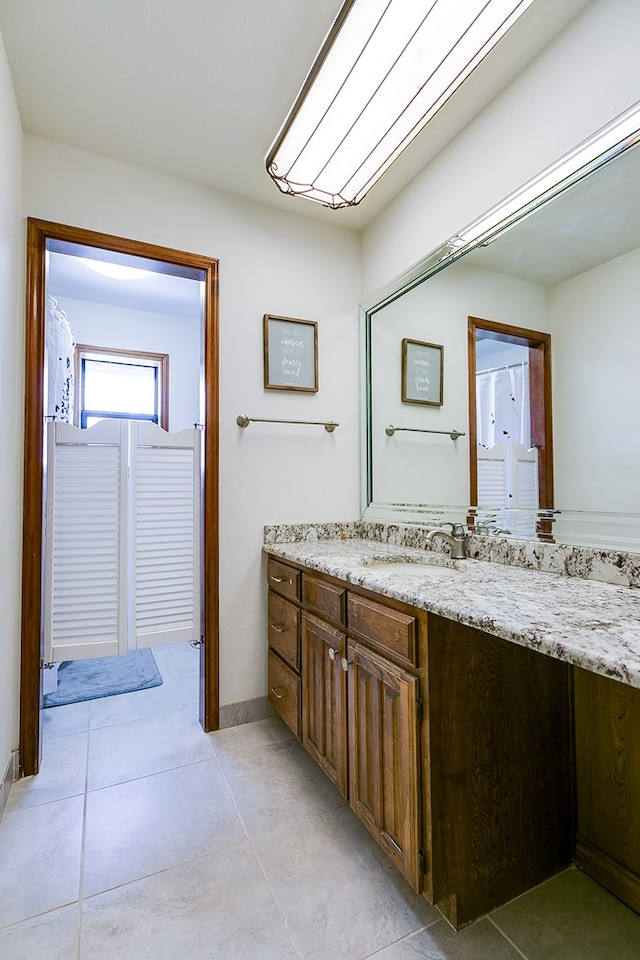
(265, 536, 640, 689)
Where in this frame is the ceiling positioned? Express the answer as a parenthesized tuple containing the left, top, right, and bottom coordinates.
(0, 0, 591, 231)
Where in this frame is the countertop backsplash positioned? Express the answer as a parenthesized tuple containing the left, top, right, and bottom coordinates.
(263, 521, 640, 589)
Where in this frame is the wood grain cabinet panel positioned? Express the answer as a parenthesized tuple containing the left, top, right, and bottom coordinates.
(426, 613, 572, 928)
(267, 591, 299, 669)
(347, 641, 422, 892)
(301, 612, 348, 797)
(302, 573, 346, 624)
(347, 594, 417, 668)
(574, 667, 640, 913)
(268, 650, 300, 737)
(267, 558, 300, 601)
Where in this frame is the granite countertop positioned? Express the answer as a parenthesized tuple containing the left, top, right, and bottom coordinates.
(265, 538, 640, 689)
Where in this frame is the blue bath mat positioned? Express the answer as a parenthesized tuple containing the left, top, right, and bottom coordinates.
(43, 648, 163, 707)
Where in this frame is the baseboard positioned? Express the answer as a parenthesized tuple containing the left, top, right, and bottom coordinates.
(219, 695, 275, 729)
(0, 751, 18, 821)
(575, 837, 640, 914)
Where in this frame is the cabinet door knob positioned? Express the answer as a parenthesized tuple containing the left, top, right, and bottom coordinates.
(270, 686, 284, 700)
(341, 657, 352, 673)
(328, 647, 337, 661)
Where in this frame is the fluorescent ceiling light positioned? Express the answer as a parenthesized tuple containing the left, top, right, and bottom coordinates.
(266, 0, 535, 209)
(80, 258, 150, 281)
(452, 100, 640, 247)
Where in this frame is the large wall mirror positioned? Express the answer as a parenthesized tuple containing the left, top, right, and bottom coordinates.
(363, 115, 640, 552)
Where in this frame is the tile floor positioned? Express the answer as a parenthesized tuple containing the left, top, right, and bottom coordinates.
(2, 642, 640, 959)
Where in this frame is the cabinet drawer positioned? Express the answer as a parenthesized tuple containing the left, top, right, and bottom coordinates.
(347, 594, 417, 668)
(267, 558, 300, 600)
(302, 574, 346, 624)
(268, 591, 299, 669)
(268, 650, 300, 737)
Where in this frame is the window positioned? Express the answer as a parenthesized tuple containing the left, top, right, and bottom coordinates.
(75, 345, 169, 429)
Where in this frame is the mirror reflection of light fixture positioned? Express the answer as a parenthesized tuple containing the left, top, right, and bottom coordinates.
(452, 100, 640, 248)
(266, 0, 535, 209)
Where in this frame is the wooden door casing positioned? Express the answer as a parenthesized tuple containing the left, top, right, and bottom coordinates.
(21, 218, 219, 776)
(347, 641, 422, 892)
(301, 612, 348, 797)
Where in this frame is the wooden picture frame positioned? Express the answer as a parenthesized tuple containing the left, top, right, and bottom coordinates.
(401, 338, 443, 405)
(263, 314, 318, 392)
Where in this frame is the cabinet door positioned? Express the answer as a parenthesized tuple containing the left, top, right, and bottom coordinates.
(301, 613, 348, 797)
(346, 641, 422, 892)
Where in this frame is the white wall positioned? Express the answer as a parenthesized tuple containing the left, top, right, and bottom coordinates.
(23, 136, 362, 706)
(0, 32, 23, 783)
(51, 296, 201, 431)
(370, 263, 549, 506)
(362, 0, 640, 296)
(551, 245, 640, 514)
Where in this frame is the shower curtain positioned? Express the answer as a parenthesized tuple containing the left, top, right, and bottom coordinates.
(46, 295, 75, 422)
(476, 362, 530, 449)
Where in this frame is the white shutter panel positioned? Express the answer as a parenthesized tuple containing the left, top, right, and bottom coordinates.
(44, 420, 128, 662)
(131, 423, 201, 648)
(476, 442, 538, 535)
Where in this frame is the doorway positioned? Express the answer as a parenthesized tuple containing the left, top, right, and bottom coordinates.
(467, 316, 553, 534)
(20, 219, 220, 776)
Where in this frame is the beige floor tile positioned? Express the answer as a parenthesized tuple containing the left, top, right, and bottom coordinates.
(87, 707, 213, 790)
(490, 866, 640, 959)
(209, 715, 295, 759)
(217, 736, 346, 837)
(254, 805, 439, 960)
(42, 699, 90, 739)
(6, 731, 87, 812)
(0, 904, 80, 960)
(367, 917, 523, 959)
(83, 757, 246, 896)
(0, 797, 83, 928)
(79, 843, 300, 960)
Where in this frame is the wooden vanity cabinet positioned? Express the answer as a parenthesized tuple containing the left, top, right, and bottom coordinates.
(266, 554, 573, 928)
(574, 668, 640, 913)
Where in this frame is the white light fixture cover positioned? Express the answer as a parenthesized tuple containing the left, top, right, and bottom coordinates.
(266, 0, 535, 208)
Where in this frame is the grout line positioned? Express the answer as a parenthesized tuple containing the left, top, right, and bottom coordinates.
(248, 837, 305, 960)
(359, 919, 443, 959)
(486, 915, 532, 960)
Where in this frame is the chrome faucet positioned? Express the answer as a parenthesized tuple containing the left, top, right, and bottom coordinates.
(427, 522, 468, 559)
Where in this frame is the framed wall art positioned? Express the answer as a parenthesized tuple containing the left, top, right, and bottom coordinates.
(401, 338, 443, 405)
(263, 315, 318, 392)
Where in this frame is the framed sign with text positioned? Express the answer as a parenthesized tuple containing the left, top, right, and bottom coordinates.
(401, 338, 443, 405)
(263, 315, 318, 392)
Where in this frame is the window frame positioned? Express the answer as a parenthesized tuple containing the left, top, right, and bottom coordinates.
(74, 344, 169, 430)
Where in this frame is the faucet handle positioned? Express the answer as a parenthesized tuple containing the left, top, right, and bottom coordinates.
(443, 522, 466, 539)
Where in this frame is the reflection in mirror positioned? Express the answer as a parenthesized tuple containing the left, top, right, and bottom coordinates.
(364, 125, 640, 552)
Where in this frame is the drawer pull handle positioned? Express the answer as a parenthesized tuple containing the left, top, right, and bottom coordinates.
(270, 623, 285, 633)
(270, 576, 289, 584)
(270, 686, 284, 700)
(341, 657, 353, 673)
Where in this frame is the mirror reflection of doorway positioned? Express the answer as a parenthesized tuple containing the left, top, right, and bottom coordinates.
(468, 316, 553, 538)
(20, 219, 220, 777)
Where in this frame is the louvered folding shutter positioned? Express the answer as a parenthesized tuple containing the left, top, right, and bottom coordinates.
(131, 422, 201, 648)
(44, 420, 128, 662)
(477, 442, 538, 534)
(44, 420, 201, 663)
